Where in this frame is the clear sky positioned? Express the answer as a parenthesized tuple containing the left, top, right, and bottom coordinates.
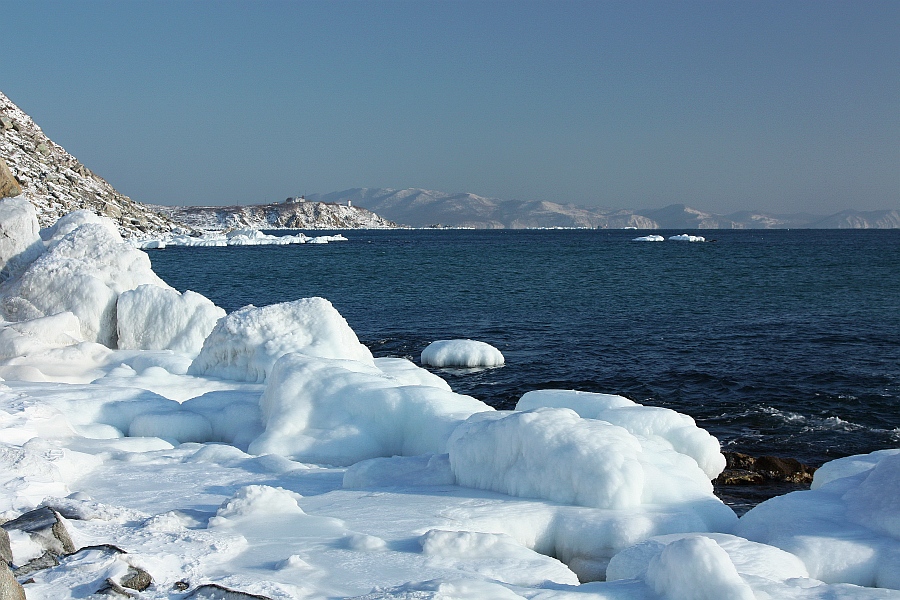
(2, 0, 898, 214)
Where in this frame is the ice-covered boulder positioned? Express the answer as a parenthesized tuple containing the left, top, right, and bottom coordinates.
(117, 285, 225, 356)
(448, 407, 721, 510)
(517, 390, 725, 479)
(736, 449, 900, 589)
(0, 217, 168, 347)
(421, 339, 505, 368)
(188, 298, 374, 382)
(248, 353, 492, 465)
(0, 197, 43, 281)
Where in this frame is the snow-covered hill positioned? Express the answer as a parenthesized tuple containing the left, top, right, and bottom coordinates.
(311, 188, 898, 230)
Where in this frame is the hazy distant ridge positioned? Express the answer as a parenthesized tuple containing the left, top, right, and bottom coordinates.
(309, 188, 899, 229)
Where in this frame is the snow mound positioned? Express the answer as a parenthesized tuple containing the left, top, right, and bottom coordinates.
(249, 353, 491, 465)
(421, 339, 505, 368)
(0, 215, 169, 346)
(736, 449, 900, 589)
(117, 284, 225, 356)
(448, 407, 720, 509)
(188, 297, 374, 382)
(209, 485, 305, 527)
(517, 389, 725, 479)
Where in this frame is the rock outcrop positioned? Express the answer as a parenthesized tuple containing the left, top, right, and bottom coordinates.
(0, 90, 176, 237)
(715, 452, 816, 485)
(154, 199, 398, 231)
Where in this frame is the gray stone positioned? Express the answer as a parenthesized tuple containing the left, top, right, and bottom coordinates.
(120, 566, 152, 591)
(1, 507, 76, 556)
(95, 578, 135, 597)
(186, 583, 273, 599)
(13, 550, 58, 578)
(0, 526, 12, 565)
(0, 115, 12, 130)
(0, 561, 26, 600)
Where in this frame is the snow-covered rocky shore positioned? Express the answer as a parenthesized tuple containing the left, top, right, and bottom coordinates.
(0, 196, 898, 599)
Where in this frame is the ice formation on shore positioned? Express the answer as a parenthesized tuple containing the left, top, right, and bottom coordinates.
(0, 198, 898, 599)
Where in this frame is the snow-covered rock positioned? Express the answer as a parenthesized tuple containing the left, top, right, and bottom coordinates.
(188, 298, 374, 382)
(448, 407, 723, 510)
(517, 390, 725, 479)
(0, 218, 169, 346)
(117, 285, 225, 356)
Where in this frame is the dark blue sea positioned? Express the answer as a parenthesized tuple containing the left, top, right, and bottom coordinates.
(149, 229, 900, 507)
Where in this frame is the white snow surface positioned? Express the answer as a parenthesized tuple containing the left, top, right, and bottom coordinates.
(421, 339, 505, 368)
(0, 208, 898, 599)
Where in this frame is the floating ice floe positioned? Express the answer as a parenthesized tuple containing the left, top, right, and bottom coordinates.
(421, 339, 505, 368)
(130, 228, 347, 249)
(632, 234, 665, 242)
(1, 202, 899, 599)
(668, 234, 706, 242)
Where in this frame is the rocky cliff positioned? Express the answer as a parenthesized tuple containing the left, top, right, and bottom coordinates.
(0, 90, 176, 237)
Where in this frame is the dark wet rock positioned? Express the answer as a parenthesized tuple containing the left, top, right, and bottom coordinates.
(0, 561, 26, 600)
(186, 583, 273, 599)
(1, 506, 76, 556)
(715, 452, 816, 485)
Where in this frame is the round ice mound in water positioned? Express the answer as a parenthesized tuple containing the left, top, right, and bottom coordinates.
(421, 339, 504, 368)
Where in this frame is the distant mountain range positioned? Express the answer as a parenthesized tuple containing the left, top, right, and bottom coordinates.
(308, 188, 900, 230)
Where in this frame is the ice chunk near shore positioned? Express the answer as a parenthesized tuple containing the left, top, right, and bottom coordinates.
(736, 449, 900, 589)
(421, 339, 505, 368)
(448, 407, 726, 510)
(0, 196, 43, 281)
(0, 312, 83, 361)
(189, 298, 374, 382)
(117, 284, 225, 356)
(517, 390, 725, 479)
(249, 352, 491, 465)
(0, 217, 169, 346)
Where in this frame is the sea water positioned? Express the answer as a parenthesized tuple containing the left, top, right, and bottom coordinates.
(149, 229, 900, 482)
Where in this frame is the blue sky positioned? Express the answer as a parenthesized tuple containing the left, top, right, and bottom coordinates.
(2, 0, 897, 214)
